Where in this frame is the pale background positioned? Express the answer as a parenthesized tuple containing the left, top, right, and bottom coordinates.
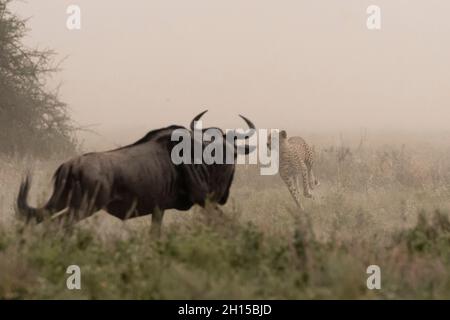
(10, 0, 450, 148)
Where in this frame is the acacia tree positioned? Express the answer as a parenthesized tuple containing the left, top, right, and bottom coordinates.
(0, 0, 76, 155)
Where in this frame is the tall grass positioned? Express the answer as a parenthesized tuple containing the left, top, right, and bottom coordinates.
(0, 133, 449, 299)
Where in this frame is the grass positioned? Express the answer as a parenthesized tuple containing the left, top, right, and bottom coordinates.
(0, 132, 450, 299)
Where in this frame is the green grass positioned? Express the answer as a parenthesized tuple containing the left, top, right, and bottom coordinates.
(0, 207, 449, 299)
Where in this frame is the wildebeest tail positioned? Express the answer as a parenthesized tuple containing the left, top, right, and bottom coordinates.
(16, 175, 42, 223)
(17, 164, 71, 223)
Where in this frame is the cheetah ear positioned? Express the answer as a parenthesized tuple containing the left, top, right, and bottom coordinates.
(280, 130, 287, 139)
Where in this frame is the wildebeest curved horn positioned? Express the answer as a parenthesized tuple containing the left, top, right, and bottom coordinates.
(234, 114, 256, 139)
(190, 110, 208, 131)
(239, 114, 255, 130)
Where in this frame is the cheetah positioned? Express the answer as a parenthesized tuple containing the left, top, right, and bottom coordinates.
(267, 130, 319, 209)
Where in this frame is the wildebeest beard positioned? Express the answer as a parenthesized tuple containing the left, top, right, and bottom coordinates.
(16, 111, 256, 236)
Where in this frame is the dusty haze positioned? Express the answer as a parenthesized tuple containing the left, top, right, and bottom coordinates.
(10, 0, 450, 148)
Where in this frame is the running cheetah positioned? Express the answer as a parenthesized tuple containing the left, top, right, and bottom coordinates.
(267, 130, 319, 209)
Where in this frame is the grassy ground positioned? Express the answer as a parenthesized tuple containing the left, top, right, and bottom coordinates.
(0, 133, 450, 299)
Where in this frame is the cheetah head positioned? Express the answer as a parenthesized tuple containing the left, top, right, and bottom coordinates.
(267, 130, 287, 150)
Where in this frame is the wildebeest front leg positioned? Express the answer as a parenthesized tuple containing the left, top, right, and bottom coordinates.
(150, 208, 164, 238)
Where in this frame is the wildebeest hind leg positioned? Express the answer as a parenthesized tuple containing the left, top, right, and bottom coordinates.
(50, 207, 94, 228)
(52, 181, 103, 228)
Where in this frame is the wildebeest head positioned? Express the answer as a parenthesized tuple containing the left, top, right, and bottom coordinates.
(172, 110, 256, 205)
(188, 110, 256, 161)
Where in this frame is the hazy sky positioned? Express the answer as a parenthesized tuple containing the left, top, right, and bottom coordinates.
(10, 1, 450, 146)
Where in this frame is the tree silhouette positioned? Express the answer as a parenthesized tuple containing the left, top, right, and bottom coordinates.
(0, 0, 75, 155)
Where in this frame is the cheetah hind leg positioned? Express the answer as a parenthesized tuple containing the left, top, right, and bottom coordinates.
(299, 161, 313, 198)
(308, 167, 319, 190)
(284, 176, 304, 210)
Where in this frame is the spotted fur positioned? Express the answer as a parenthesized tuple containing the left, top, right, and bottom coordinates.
(268, 130, 319, 208)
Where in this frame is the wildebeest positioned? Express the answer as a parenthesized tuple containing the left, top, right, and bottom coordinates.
(17, 111, 255, 235)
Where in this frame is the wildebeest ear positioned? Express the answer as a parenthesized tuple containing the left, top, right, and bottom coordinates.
(280, 130, 287, 139)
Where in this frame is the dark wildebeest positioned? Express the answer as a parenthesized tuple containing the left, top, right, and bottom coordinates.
(17, 111, 255, 236)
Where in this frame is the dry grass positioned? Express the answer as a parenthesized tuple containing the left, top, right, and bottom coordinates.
(0, 132, 450, 299)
